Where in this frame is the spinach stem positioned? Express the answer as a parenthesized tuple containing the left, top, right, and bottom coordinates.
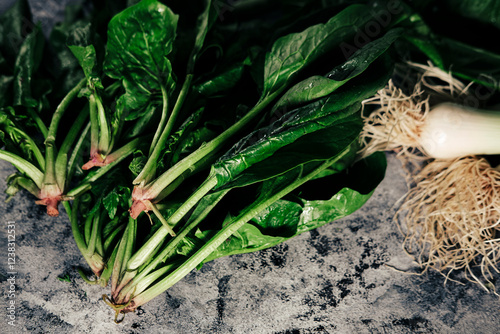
(64, 199, 104, 277)
(43, 78, 86, 190)
(66, 122, 90, 186)
(84, 214, 93, 245)
(149, 203, 176, 237)
(111, 218, 131, 293)
(55, 105, 89, 191)
(87, 213, 102, 257)
(135, 74, 194, 185)
(10, 127, 45, 170)
(126, 176, 219, 271)
(100, 245, 119, 287)
(77, 268, 98, 285)
(26, 107, 48, 139)
(148, 84, 169, 157)
(126, 263, 176, 299)
(111, 217, 136, 295)
(95, 92, 111, 154)
(89, 93, 100, 156)
(65, 200, 87, 257)
(14, 177, 41, 198)
(132, 155, 346, 308)
(140, 86, 284, 201)
(117, 189, 228, 299)
(103, 221, 126, 253)
(66, 136, 146, 198)
(0, 151, 44, 188)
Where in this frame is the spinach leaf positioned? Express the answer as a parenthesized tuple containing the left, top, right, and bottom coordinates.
(186, 0, 217, 74)
(0, 106, 44, 167)
(211, 52, 392, 190)
(103, 0, 178, 116)
(432, 37, 500, 88)
(401, 11, 500, 89)
(443, 0, 500, 30)
(200, 152, 386, 263)
(67, 22, 102, 88)
(274, 28, 402, 110)
(157, 107, 205, 170)
(261, 4, 376, 98)
(103, 185, 132, 219)
(13, 24, 44, 108)
(212, 103, 362, 190)
(0, 0, 33, 71)
(194, 58, 251, 97)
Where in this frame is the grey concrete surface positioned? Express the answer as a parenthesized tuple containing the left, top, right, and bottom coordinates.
(1, 154, 500, 334)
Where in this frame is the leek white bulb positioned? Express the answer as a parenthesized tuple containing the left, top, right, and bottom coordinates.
(420, 103, 500, 159)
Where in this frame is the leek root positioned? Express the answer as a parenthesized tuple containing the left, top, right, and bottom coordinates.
(361, 62, 500, 290)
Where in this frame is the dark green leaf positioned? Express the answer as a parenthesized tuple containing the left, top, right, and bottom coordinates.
(274, 28, 402, 110)
(444, 0, 500, 30)
(13, 25, 44, 108)
(0, 107, 44, 166)
(0, 0, 33, 70)
(159, 107, 205, 169)
(67, 22, 102, 88)
(103, 0, 178, 113)
(129, 150, 147, 178)
(187, 0, 217, 74)
(262, 4, 376, 98)
(194, 58, 250, 97)
(213, 102, 362, 190)
(211, 52, 392, 190)
(103, 186, 131, 219)
(201, 152, 386, 263)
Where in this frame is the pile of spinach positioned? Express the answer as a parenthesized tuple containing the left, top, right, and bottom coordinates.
(1, 0, 499, 321)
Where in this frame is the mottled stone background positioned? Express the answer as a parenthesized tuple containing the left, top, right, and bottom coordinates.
(2, 153, 499, 334)
(1, 1, 500, 333)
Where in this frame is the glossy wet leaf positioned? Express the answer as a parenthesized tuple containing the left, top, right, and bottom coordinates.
(274, 28, 402, 110)
(262, 4, 376, 98)
(211, 54, 392, 190)
(103, 0, 178, 115)
(213, 103, 362, 190)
